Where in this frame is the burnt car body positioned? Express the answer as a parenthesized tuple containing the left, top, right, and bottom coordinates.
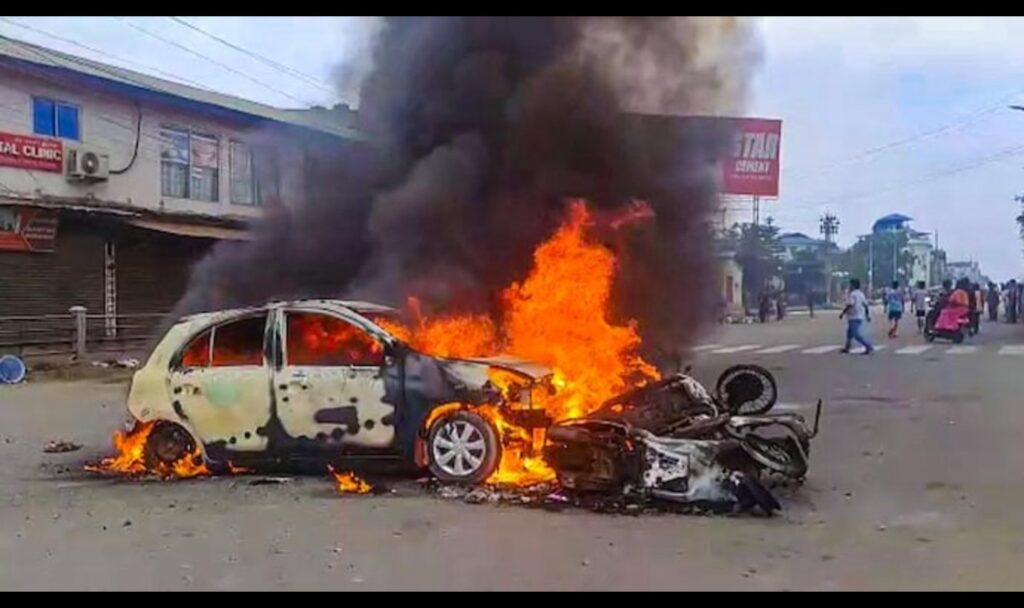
(544, 368, 821, 515)
(127, 299, 552, 483)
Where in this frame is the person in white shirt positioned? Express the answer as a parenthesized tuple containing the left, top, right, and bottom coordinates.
(911, 281, 928, 333)
(840, 278, 874, 354)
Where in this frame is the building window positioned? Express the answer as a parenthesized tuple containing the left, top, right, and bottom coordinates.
(230, 141, 279, 205)
(33, 97, 79, 140)
(160, 126, 219, 202)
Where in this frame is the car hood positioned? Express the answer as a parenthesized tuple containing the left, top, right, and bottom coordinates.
(437, 355, 552, 388)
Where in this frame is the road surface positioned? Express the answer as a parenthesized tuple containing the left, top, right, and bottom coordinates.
(2, 311, 1023, 590)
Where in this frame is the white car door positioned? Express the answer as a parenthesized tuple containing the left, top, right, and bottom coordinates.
(168, 313, 274, 453)
(273, 308, 395, 449)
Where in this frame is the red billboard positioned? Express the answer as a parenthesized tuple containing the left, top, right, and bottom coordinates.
(0, 207, 59, 252)
(0, 132, 64, 172)
(720, 117, 781, 197)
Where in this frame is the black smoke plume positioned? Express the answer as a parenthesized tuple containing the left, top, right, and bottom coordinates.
(176, 17, 757, 360)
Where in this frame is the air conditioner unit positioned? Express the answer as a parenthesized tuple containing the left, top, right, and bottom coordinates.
(65, 147, 110, 183)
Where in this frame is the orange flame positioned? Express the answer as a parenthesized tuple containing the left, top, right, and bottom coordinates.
(400, 199, 658, 486)
(328, 465, 373, 494)
(84, 420, 211, 480)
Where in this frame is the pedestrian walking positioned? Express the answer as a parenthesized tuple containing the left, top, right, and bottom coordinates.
(776, 291, 786, 321)
(840, 278, 874, 354)
(758, 291, 770, 324)
(969, 282, 981, 335)
(807, 288, 815, 318)
(884, 280, 904, 338)
(912, 280, 928, 333)
(987, 282, 1000, 322)
(1008, 280, 1018, 324)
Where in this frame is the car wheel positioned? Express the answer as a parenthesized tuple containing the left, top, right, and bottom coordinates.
(427, 411, 500, 484)
(145, 422, 195, 467)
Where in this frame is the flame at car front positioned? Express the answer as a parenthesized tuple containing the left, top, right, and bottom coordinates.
(386, 200, 659, 487)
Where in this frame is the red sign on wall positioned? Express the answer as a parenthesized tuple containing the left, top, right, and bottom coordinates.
(0, 132, 63, 172)
(0, 207, 59, 252)
(720, 117, 782, 197)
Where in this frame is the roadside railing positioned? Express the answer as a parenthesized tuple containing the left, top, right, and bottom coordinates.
(0, 307, 169, 359)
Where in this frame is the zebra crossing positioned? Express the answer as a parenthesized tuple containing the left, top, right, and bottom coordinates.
(696, 342, 1024, 356)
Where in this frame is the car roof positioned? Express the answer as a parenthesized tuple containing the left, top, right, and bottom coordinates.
(175, 299, 400, 325)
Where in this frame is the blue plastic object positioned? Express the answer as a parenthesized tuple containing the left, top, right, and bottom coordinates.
(0, 354, 26, 384)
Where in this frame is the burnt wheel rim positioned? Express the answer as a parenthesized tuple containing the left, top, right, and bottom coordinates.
(432, 419, 486, 478)
(723, 372, 772, 413)
(152, 426, 190, 463)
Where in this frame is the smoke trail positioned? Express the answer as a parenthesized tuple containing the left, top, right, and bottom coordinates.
(176, 17, 758, 359)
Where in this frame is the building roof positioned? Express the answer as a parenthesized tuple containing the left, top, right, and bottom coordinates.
(872, 213, 913, 232)
(778, 232, 822, 247)
(0, 34, 364, 141)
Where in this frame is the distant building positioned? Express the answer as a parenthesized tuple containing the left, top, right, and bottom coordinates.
(0, 34, 364, 322)
(778, 232, 836, 262)
(946, 260, 988, 286)
(871, 213, 914, 234)
(906, 230, 934, 287)
(930, 248, 948, 287)
(871, 213, 934, 287)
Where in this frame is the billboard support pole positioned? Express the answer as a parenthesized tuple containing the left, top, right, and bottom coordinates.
(752, 195, 760, 226)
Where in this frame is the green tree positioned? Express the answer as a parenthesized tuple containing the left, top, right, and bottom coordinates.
(783, 248, 826, 301)
(836, 231, 915, 293)
(725, 218, 782, 311)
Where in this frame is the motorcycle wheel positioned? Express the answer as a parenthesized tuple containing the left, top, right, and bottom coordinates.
(715, 364, 778, 415)
(741, 435, 808, 479)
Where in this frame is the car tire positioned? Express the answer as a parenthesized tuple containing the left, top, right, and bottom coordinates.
(427, 410, 501, 485)
(145, 422, 195, 467)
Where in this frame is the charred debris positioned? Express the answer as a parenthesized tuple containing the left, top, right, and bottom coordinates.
(437, 365, 821, 517)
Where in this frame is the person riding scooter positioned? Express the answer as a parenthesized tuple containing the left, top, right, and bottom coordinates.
(927, 279, 971, 343)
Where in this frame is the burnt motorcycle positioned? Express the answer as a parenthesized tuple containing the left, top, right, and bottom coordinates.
(544, 365, 822, 515)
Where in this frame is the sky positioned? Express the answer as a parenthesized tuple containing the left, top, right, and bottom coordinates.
(2, 16, 1023, 279)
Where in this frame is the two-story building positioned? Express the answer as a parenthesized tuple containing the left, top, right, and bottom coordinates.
(0, 34, 363, 331)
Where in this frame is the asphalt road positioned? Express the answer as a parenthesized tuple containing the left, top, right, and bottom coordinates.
(2, 311, 1023, 590)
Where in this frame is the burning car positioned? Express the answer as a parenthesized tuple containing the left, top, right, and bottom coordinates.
(119, 299, 554, 484)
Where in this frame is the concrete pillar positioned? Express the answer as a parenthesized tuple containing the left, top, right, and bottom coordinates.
(69, 306, 87, 359)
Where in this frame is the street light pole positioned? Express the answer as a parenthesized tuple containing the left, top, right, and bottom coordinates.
(820, 213, 840, 303)
(868, 235, 874, 295)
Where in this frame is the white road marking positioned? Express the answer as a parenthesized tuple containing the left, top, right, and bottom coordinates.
(946, 345, 977, 355)
(754, 344, 802, 354)
(872, 345, 888, 352)
(998, 345, 1024, 355)
(690, 344, 722, 352)
(895, 345, 932, 355)
(772, 402, 805, 411)
(802, 345, 842, 354)
(710, 344, 762, 354)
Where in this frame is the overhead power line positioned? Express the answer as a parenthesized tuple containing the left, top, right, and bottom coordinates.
(167, 17, 334, 93)
(783, 87, 1024, 179)
(114, 16, 316, 107)
(0, 17, 215, 92)
(772, 143, 1024, 218)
